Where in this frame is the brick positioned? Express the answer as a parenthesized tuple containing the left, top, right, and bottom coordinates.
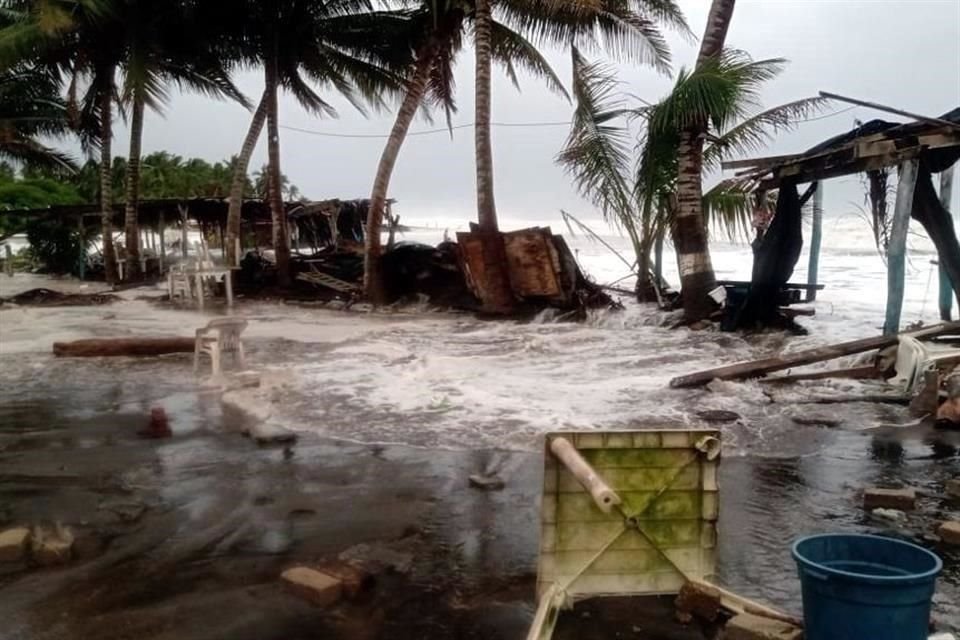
(281, 567, 342, 607)
(938, 521, 960, 546)
(675, 581, 722, 622)
(725, 612, 803, 640)
(0, 527, 31, 562)
(863, 487, 916, 511)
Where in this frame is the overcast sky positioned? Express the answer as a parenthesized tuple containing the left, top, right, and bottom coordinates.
(108, 0, 960, 226)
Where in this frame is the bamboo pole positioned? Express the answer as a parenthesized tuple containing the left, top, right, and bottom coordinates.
(884, 159, 919, 336)
(939, 166, 956, 320)
(807, 183, 823, 302)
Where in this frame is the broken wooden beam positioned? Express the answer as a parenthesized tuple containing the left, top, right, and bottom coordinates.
(53, 337, 195, 357)
(669, 322, 960, 388)
(760, 365, 882, 384)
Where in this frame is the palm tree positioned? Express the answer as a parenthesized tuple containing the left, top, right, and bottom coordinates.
(364, 0, 689, 305)
(1, 0, 125, 284)
(219, 0, 405, 282)
(0, 65, 76, 171)
(120, 0, 247, 280)
(672, 0, 736, 320)
(558, 48, 825, 302)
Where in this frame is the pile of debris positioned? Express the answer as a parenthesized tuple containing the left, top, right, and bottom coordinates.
(670, 322, 960, 425)
(0, 288, 119, 307)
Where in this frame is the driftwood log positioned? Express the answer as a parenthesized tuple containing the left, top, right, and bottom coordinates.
(53, 337, 195, 357)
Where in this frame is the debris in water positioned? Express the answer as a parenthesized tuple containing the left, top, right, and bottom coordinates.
(139, 407, 172, 439)
(30, 524, 74, 566)
(871, 508, 907, 522)
(0, 527, 30, 562)
(280, 566, 343, 607)
(696, 409, 742, 423)
(938, 521, 960, 546)
(469, 473, 506, 491)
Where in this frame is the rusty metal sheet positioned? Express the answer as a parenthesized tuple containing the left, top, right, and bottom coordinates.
(502, 228, 563, 299)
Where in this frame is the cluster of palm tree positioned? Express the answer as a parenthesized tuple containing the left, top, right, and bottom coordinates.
(2, 0, 803, 320)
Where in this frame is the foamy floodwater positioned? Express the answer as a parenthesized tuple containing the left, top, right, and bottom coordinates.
(0, 212, 945, 454)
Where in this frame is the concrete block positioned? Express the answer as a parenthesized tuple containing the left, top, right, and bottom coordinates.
(938, 521, 960, 546)
(864, 487, 916, 511)
(725, 612, 803, 640)
(281, 567, 342, 607)
(0, 527, 31, 562)
(31, 525, 74, 566)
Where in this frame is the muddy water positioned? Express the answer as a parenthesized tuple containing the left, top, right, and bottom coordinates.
(0, 280, 958, 637)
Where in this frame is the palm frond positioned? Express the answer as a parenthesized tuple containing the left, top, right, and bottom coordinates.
(556, 47, 633, 226)
(702, 180, 754, 241)
(703, 96, 828, 171)
(489, 20, 568, 99)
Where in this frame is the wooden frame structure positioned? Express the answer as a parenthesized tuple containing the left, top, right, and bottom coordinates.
(722, 106, 960, 334)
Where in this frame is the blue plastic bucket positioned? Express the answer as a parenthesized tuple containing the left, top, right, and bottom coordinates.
(793, 534, 942, 640)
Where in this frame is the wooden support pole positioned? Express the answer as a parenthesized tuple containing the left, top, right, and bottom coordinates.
(158, 212, 166, 272)
(654, 229, 664, 285)
(807, 182, 823, 302)
(939, 166, 956, 321)
(884, 159, 919, 336)
(178, 204, 189, 259)
(5, 244, 13, 277)
(76, 216, 86, 280)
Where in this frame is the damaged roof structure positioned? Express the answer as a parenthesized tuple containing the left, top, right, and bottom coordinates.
(721, 101, 960, 334)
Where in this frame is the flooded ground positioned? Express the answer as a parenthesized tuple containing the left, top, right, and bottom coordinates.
(1, 272, 958, 638)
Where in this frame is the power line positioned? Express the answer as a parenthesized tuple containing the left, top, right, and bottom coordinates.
(279, 120, 572, 139)
(277, 106, 857, 139)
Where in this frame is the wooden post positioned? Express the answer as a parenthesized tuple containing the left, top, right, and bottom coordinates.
(4, 244, 13, 277)
(884, 158, 919, 336)
(806, 182, 823, 302)
(178, 204, 189, 259)
(77, 216, 86, 280)
(938, 166, 956, 320)
(158, 212, 166, 272)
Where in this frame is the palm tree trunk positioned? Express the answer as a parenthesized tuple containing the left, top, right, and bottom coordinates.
(226, 89, 269, 268)
(697, 0, 737, 62)
(265, 58, 290, 288)
(474, 0, 497, 231)
(673, 0, 736, 321)
(473, 0, 513, 313)
(123, 87, 144, 281)
(364, 47, 438, 304)
(99, 77, 117, 286)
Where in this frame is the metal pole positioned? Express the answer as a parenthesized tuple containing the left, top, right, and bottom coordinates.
(807, 182, 823, 302)
(884, 159, 919, 336)
(158, 212, 166, 272)
(939, 166, 957, 320)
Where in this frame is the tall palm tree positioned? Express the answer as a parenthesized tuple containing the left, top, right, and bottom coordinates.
(120, 0, 247, 280)
(364, 0, 689, 304)
(219, 0, 405, 281)
(0, 64, 76, 171)
(672, 0, 736, 320)
(558, 48, 825, 301)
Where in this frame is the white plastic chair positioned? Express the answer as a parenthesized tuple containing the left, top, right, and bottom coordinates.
(194, 317, 248, 376)
(168, 264, 191, 301)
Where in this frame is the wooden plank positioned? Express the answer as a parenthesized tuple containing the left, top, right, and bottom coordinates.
(53, 337, 195, 357)
(884, 158, 919, 335)
(721, 153, 805, 171)
(669, 322, 960, 388)
(502, 228, 564, 299)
